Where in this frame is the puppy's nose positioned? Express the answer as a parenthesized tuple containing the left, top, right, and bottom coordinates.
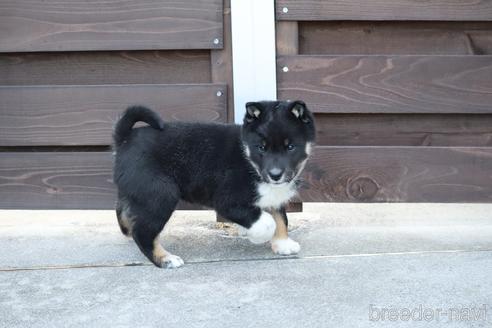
(268, 168, 284, 182)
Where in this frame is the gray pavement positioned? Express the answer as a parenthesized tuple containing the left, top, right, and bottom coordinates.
(1, 204, 492, 327)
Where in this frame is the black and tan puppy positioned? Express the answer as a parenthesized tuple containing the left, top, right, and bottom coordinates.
(113, 101, 316, 268)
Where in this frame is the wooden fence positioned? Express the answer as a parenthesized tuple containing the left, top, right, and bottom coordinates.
(0, 0, 233, 209)
(276, 0, 492, 202)
(0, 0, 491, 208)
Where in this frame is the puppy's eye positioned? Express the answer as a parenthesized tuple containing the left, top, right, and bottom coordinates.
(286, 144, 296, 151)
(257, 145, 266, 152)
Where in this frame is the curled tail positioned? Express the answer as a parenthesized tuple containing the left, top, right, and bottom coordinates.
(113, 105, 164, 147)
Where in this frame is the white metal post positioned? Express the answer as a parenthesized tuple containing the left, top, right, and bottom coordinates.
(230, 0, 277, 124)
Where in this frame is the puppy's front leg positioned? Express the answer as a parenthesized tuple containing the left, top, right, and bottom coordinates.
(270, 208, 300, 255)
(216, 205, 276, 244)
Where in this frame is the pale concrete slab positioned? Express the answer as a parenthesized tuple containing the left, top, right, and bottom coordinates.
(1, 252, 491, 328)
(0, 204, 491, 327)
(0, 204, 492, 268)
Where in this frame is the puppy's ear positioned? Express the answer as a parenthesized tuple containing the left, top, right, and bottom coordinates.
(244, 102, 262, 123)
(290, 100, 311, 123)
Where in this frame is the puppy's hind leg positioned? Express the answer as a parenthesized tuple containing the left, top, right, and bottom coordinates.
(116, 199, 131, 237)
(130, 184, 183, 268)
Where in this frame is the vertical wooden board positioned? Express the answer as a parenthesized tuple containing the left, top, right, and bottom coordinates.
(0, 0, 223, 52)
(300, 146, 492, 203)
(276, 0, 492, 21)
(0, 51, 212, 86)
(277, 55, 492, 114)
(285, 202, 303, 212)
(276, 21, 299, 56)
(211, 0, 233, 122)
(0, 84, 227, 146)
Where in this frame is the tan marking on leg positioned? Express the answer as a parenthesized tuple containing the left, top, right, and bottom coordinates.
(120, 211, 133, 234)
(117, 202, 134, 236)
(152, 237, 170, 263)
(270, 210, 288, 240)
(270, 209, 301, 255)
(152, 237, 184, 268)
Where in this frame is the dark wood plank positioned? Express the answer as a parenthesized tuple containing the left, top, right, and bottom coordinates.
(278, 55, 492, 114)
(299, 21, 492, 55)
(0, 51, 211, 85)
(300, 146, 492, 203)
(285, 202, 303, 212)
(3, 147, 491, 209)
(276, 0, 492, 21)
(0, 84, 227, 146)
(0, 152, 210, 209)
(0, 0, 223, 52)
(315, 114, 492, 147)
(0, 152, 114, 209)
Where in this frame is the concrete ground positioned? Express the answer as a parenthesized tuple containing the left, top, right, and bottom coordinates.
(1, 204, 492, 327)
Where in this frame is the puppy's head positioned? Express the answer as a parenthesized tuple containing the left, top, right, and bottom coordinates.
(241, 100, 316, 184)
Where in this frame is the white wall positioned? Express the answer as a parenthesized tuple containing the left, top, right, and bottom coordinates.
(230, 0, 277, 123)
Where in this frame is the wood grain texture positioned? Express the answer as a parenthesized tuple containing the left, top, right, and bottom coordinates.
(276, 0, 492, 21)
(0, 84, 227, 146)
(0, 152, 114, 209)
(1, 147, 491, 208)
(0, 152, 209, 209)
(278, 55, 492, 114)
(299, 21, 492, 55)
(0, 51, 211, 85)
(0, 0, 223, 52)
(300, 146, 492, 203)
(315, 114, 492, 147)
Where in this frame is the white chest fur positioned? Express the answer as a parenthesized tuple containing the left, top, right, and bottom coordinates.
(255, 182, 297, 209)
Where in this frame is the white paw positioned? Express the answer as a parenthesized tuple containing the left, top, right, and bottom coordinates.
(271, 238, 301, 255)
(247, 212, 276, 244)
(162, 254, 184, 269)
